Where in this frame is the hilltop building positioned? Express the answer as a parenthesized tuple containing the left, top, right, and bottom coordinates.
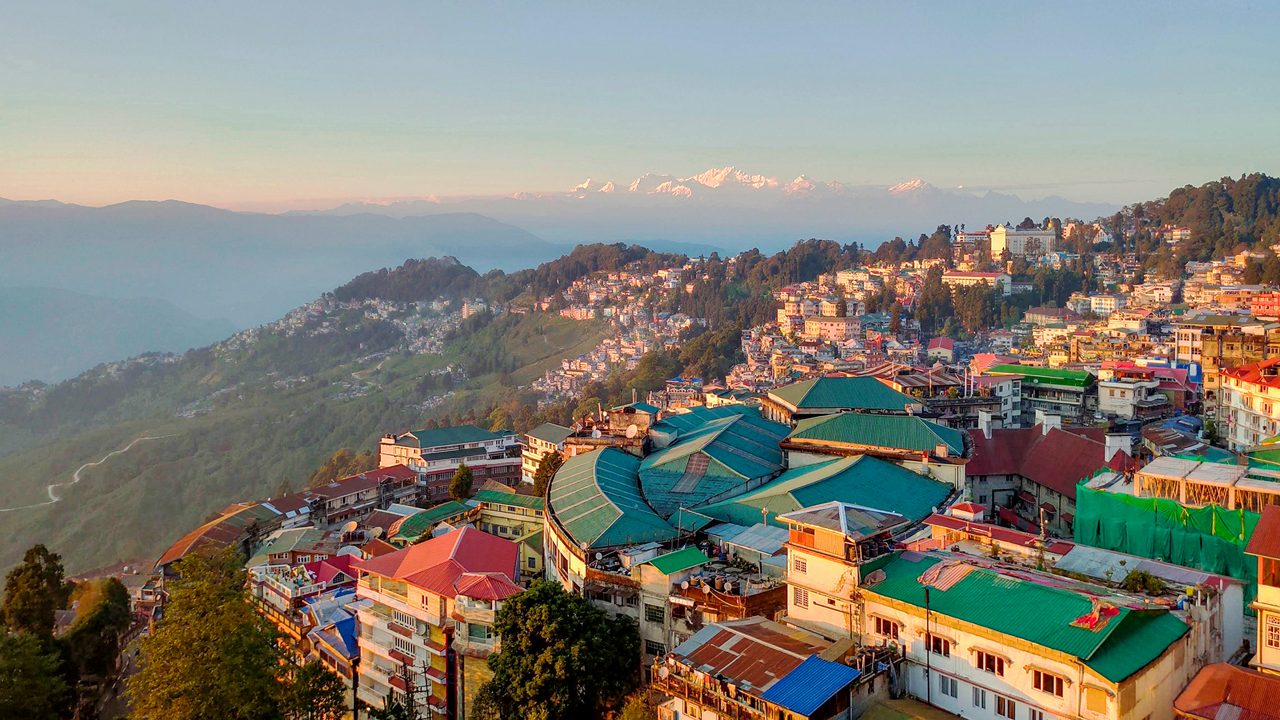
(990, 224, 1056, 258)
(379, 425, 521, 495)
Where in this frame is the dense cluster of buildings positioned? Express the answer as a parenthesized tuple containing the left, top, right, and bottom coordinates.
(139, 229, 1280, 720)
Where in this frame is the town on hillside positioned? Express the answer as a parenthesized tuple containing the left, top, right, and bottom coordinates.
(43, 218, 1280, 720)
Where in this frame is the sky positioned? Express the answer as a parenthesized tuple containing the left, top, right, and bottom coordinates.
(2, 1, 1278, 209)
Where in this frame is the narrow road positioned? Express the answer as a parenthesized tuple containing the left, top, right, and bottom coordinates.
(0, 434, 175, 513)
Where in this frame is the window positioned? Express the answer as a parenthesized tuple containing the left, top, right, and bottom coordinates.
(1029, 711, 1045, 720)
(527, 556, 537, 569)
(793, 557, 808, 573)
(467, 623, 492, 640)
(1267, 615, 1280, 649)
(996, 695, 1016, 720)
(972, 687, 987, 709)
(644, 640, 666, 656)
(939, 674, 958, 698)
(644, 604, 665, 623)
(927, 634, 950, 657)
(794, 587, 809, 608)
(873, 616, 899, 640)
(392, 635, 417, 657)
(1033, 669, 1065, 698)
(624, 594, 639, 608)
(976, 650, 1005, 676)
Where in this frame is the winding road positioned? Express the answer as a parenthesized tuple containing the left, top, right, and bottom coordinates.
(0, 434, 175, 513)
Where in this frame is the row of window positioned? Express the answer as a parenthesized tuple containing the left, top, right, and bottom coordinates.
(865, 621, 1066, 701)
(938, 676, 1040, 720)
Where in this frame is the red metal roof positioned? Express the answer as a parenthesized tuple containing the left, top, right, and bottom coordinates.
(1222, 358, 1280, 391)
(1174, 663, 1280, 720)
(966, 425, 1129, 501)
(1245, 506, 1280, 559)
(356, 526, 518, 598)
(672, 617, 830, 694)
(454, 572, 524, 601)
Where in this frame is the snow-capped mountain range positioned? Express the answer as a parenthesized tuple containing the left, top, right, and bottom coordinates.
(309, 166, 1116, 249)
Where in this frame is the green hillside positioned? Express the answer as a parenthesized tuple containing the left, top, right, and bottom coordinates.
(0, 310, 606, 572)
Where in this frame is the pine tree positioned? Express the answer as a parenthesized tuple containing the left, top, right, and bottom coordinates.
(2, 544, 67, 637)
(532, 451, 564, 497)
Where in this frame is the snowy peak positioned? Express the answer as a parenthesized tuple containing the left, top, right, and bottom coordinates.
(888, 178, 933, 194)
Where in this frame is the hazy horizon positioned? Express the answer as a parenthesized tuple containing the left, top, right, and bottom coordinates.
(4, 2, 1278, 208)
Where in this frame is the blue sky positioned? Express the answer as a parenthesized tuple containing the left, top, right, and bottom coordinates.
(1, 1, 1277, 208)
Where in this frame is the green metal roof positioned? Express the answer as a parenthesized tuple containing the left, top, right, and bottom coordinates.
(651, 405, 756, 435)
(473, 489, 545, 511)
(865, 553, 1189, 683)
(640, 412, 787, 518)
(787, 412, 965, 457)
(526, 422, 573, 445)
(644, 546, 710, 575)
(547, 448, 678, 550)
(390, 501, 472, 543)
(987, 364, 1093, 388)
(695, 456, 950, 527)
(400, 424, 512, 449)
(768, 377, 918, 412)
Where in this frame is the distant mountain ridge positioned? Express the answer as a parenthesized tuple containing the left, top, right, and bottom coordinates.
(305, 166, 1119, 249)
(0, 287, 234, 386)
(0, 200, 563, 328)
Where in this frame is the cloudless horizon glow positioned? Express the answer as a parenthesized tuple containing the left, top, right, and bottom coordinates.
(2, 1, 1278, 210)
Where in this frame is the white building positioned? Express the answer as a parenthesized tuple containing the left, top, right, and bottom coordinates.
(990, 225, 1056, 259)
(942, 271, 1013, 296)
(1221, 358, 1280, 450)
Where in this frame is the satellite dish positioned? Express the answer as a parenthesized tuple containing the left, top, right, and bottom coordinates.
(592, 428, 602, 439)
(370, 527, 384, 539)
(595, 552, 603, 561)
(681, 581, 689, 590)
(626, 424, 639, 439)
(702, 585, 711, 595)
(337, 546, 361, 557)
(341, 520, 359, 535)
(724, 581, 734, 593)
(658, 667, 669, 679)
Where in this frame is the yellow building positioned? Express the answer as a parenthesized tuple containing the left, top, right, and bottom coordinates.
(472, 489, 546, 577)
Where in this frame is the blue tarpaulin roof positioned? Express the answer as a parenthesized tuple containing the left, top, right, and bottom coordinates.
(760, 655, 860, 717)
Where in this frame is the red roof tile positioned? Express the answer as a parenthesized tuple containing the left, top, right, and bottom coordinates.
(356, 527, 518, 598)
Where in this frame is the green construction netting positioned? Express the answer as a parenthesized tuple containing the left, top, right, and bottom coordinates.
(1074, 486, 1260, 612)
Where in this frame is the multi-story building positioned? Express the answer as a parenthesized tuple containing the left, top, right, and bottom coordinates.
(520, 422, 572, 483)
(1097, 375, 1171, 422)
(354, 526, 521, 718)
(801, 315, 860, 342)
(379, 425, 521, 497)
(760, 376, 922, 426)
(1221, 358, 1280, 450)
(472, 489, 546, 577)
(1172, 314, 1280, 415)
(985, 364, 1094, 424)
(990, 224, 1055, 259)
(856, 549, 1202, 720)
(942, 271, 1012, 296)
(1250, 291, 1280, 320)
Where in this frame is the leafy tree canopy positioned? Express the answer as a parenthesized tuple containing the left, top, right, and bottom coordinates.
(479, 580, 639, 720)
(450, 462, 474, 500)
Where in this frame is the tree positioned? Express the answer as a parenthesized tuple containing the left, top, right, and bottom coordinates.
(62, 577, 132, 685)
(480, 580, 639, 720)
(0, 632, 69, 720)
(128, 548, 283, 720)
(532, 451, 564, 497)
(282, 661, 347, 720)
(450, 462, 474, 500)
(367, 693, 417, 720)
(307, 448, 377, 489)
(3, 544, 67, 637)
(619, 691, 658, 720)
